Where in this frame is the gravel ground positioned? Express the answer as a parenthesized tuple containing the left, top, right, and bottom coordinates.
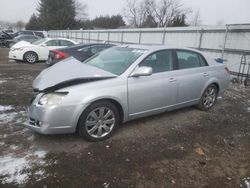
(0, 48, 249, 188)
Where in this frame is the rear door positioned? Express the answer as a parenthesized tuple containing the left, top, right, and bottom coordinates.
(128, 50, 178, 118)
(38, 40, 61, 60)
(174, 50, 209, 104)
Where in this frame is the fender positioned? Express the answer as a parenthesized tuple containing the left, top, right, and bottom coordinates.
(200, 77, 221, 98)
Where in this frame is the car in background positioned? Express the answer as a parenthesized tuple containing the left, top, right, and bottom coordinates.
(13, 31, 45, 38)
(7, 35, 41, 48)
(26, 45, 231, 141)
(0, 31, 13, 47)
(3, 30, 14, 34)
(47, 43, 115, 66)
(9, 38, 78, 64)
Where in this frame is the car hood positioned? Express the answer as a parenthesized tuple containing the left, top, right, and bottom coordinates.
(11, 41, 33, 49)
(33, 57, 117, 91)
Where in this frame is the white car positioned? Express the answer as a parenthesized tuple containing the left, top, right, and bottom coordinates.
(9, 38, 78, 64)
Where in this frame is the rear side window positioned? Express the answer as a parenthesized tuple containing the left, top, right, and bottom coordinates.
(19, 31, 33, 35)
(176, 50, 207, 69)
(27, 36, 36, 39)
(60, 40, 74, 46)
(34, 32, 44, 38)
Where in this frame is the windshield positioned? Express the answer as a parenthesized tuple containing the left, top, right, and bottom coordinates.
(32, 38, 46, 45)
(85, 47, 147, 75)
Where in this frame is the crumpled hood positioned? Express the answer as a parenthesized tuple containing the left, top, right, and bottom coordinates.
(11, 41, 33, 49)
(33, 57, 117, 91)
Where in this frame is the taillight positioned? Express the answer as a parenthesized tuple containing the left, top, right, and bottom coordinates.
(225, 67, 230, 74)
(53, 50, 68, 60)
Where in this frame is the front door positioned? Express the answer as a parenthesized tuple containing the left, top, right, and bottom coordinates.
(128, 50, 178, 119)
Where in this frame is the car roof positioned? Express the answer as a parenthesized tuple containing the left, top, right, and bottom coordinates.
(45, 37, 78, 44)
(117, 44, 205, 55)
(16, 35, 38, 38)
(54, 43, 115, 51)
(46, 37, 74, 41)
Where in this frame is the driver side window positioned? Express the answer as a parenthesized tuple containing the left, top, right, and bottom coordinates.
(140, 50, 173, 73)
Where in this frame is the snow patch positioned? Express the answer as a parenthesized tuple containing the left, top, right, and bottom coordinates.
(9, 145, 19, 150)
(0, 105, 13, 112)
(0, 112, 18, 124)
(0, 150, 47, 185)
(241, 177, 250, 188)
(217, 96, 223, 100)
(0, 110, 26, 125)
(34, 151, 47, 159)
(0, 80, 7, 84)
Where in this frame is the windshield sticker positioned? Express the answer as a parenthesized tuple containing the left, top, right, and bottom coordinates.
(132, 49, 147, 54)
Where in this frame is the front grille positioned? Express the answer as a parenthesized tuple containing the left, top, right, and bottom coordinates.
(29, 118, 36, 126)
(29, 118, 42, 127)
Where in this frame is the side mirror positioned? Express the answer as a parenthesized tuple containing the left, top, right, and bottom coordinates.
(131, 66, 152, 77)
(40, 43, 46, 47)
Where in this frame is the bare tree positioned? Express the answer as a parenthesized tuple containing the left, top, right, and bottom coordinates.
(153, 0, 190, 27)
(15, 20, 25, 31)
(123, 0, 143, 27)
(74, 0, 88, 21)
(190, 10, 202, 26)
(123, 0, 190, 28)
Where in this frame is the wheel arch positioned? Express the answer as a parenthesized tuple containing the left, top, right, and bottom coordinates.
(201, 78, 221, 98)
(211, 82, 220, 94)
(23, 51, 39, 61)
(76, 98, 125, 132)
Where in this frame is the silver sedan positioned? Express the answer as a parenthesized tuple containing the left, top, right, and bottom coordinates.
(26, 45, 231, 141)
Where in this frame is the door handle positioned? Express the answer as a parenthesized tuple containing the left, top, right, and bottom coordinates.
(169, 78, 177, 82)
(203, 72, 209, 77)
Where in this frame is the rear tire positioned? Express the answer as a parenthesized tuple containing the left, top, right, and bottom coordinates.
(24, 51, 38, 64)
(78, 101, 120, 142)
(198, 84, 218, 111)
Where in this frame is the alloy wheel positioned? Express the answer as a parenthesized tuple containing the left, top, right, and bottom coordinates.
(25, 53, 37, 63)
(203, 87, 216, 108)
(85, 107, 115, 138)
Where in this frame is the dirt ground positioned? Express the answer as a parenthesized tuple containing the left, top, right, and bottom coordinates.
(0, 48, 249, 188)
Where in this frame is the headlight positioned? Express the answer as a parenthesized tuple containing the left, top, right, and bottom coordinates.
(38, 92, 68, 105)
(16, 48, 24, 51)
(11, 47, 24, 51)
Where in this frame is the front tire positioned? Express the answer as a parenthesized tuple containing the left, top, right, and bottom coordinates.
(78, 101, 120, 141)
(24, 51, 38, 64)
(198, 84, 218, 111)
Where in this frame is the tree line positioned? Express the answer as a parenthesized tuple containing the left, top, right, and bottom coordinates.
(26, 0, 196, 30)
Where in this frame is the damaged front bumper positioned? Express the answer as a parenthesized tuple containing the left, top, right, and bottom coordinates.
(24, 94, 87, 135)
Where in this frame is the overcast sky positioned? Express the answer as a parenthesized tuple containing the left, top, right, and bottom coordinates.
(0, 0, 250, 25)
